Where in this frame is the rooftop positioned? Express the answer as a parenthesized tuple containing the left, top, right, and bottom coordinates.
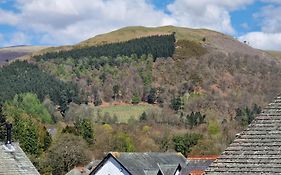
(206, 96, 281, 174)
(0, 142, 39, 175)
(112, 152, 188, 175)
(91, 152, 189, 175)
(186, 156, 218, 175)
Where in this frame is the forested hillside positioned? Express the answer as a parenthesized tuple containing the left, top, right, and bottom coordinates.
(1, 26, 281, 174)
(35, 34, 176, 106)
(0, 61, 80, 113)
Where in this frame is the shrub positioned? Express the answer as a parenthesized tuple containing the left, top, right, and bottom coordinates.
(170, 96, 183, 111)
(132, 94, 141, 104)
(139, 112, 148, 122)
(172, 133, 202, 156)
(112, 132, 135, 152)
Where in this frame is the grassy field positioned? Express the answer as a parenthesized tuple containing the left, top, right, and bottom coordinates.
(97, 104, 160, 123)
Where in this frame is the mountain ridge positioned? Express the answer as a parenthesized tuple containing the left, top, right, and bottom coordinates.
(33, 26, 271, 60)
(3, 26, 280, 60)
(0, 45, 47, 64)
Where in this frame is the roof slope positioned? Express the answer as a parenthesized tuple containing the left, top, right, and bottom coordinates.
(0, 143, 39, 175)
(187, 156, 217, 174)
(206, 96, 281, 174)
(112, 152, 188, 175)
(159, 164, 180, 175)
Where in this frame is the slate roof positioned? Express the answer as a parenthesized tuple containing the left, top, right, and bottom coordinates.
(159, 164, 181, 175)
(186, 156, 218, 175)
(112, 152, 188, 175)
(0, 142, 39, 175)
(91, 152, 189, 175)
(143, 170, 159, 175)
(206, 96, 281, 174)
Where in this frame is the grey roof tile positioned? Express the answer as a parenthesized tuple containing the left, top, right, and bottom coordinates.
(143, 170, 159, 175)
(186, 159, 215, 174)
(206, 96, 281, 174)
(112, 152, 188, 175)
(0, 142, 39, 175)
(159, 164, 179, 175)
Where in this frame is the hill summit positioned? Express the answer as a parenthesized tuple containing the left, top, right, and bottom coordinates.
(78, 26, 266, 57)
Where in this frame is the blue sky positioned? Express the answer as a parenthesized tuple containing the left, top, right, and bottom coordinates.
(1, 0, 281, 50)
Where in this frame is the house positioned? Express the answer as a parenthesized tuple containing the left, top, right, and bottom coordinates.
(0, 142, 40, 175)
(67, 153, 218, 175)
(186, 156, 218, 175)
(206, 96, 281, 174)
(90, 152, 189, 175)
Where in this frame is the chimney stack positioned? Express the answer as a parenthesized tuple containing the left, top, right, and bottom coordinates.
(5, 122, 12, 145)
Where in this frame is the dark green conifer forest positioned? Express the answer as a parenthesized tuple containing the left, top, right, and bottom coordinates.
(0, 61, 80, 113)
(35, 34, 176, 62)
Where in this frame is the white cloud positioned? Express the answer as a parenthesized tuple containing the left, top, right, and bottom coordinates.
(237, 2, 281, 51)
(0, 0, 257, 46)
(260, 0, 281, 4)
(0, 32, 30, 47)
(167, 0, 254, 34)
(3, 32, 30, 46)
(2, 0, 281, 51)
(239, 32, 281, 51)
(255, 5, 281, 33)
(8, 0, 174, 45)
(0, 9, 18, 25)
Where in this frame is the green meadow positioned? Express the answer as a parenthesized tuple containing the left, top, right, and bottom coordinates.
(97, 104, 159, 123)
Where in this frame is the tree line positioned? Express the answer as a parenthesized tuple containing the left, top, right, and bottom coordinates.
(34, 34, 176, 62)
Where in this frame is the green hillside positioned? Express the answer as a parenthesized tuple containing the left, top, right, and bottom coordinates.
(79, 26, 267, 57)
(78, 26, 217, 47)
(37, 25, 265, 57)
(32, 26, 281, 127)
(37, 26, 212, 54)
(1, 26, 281, 174)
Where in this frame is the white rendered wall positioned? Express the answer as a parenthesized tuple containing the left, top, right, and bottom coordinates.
(94, 157, 130, 175)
